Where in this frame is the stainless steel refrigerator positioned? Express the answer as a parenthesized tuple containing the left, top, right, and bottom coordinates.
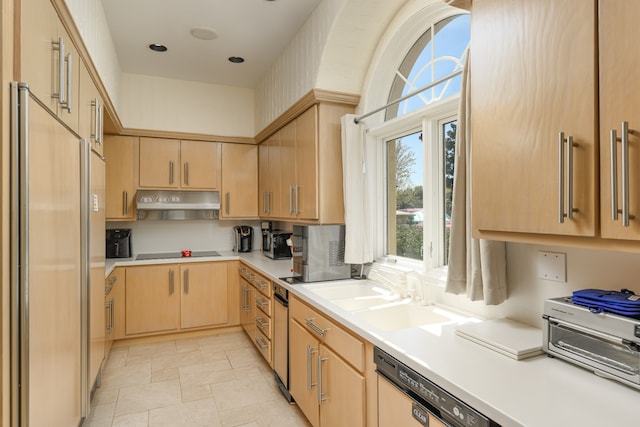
(10, 82, 88, 426)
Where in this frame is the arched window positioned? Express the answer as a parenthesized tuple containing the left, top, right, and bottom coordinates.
(386, 14, 470, 120)
(367, 8, 470, 269)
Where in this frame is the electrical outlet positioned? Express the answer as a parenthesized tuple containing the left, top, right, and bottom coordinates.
(537, 251, 566, 282)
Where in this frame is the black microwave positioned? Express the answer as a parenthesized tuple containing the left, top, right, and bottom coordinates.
(263, 231, 292, 260)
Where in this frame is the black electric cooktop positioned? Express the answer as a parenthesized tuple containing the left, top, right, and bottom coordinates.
(135, 251, 221, 260)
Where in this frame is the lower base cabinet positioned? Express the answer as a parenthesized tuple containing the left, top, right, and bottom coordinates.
(378, 376, 447, 427)
(118, 261, 237, 338)
(239, 264, 273, 366)
(289, 295, 366, 427)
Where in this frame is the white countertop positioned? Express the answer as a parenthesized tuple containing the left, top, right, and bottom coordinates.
(106, 252, 639, 427)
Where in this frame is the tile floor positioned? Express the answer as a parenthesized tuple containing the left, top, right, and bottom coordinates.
(83, 331, 311, 427)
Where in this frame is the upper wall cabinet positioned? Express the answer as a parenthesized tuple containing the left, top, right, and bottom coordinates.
(470, 0, 597, 237)
(259, 132, 282, 218)
(104, 135, 136, 221)
(79, 60, 104, 155)
(259, 102, 354, 224)
(221, 143, 258, 219)
(599, 0, 640, 240)
(21, 0, 80, 132)
(138, 137, 221, 190)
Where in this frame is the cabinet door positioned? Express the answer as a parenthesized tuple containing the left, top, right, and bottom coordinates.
(280, 120, 297, 218)
(181, 140, 220, 190)
(296, 105, 319, 220)
(471, 0, 597, 236)
(180, 263, 228, 329)
(289, 319, 320, 427)
(20, 0, 60, 114)
(104, 135, 135, 220)
(599, 0, 640, 240)
(125, 265, 179, 335)
(378, 377, 446, 427)
(259, 132, 282, 217)
(79, 61, 103, 155)
(220, 143, 258, 218)
(55, 24, 80, 132)
(319, 344, 365, 427)
(139, 137, 180, 188)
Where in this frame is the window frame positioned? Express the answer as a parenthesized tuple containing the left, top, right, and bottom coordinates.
(368, 95, 460, 272)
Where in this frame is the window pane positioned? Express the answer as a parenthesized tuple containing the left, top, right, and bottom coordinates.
(387, 131, 423, 260)
(385, 14, 469, 120)
(443, 120, 457, 265)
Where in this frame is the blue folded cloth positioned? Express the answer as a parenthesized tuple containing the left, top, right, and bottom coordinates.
(571, 288, 640, 317)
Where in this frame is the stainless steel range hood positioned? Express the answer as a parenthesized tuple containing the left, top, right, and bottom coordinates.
(136, 190, 220, 220)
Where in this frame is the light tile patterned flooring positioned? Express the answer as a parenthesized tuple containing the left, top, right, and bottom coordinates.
(83, 331, 311, 427)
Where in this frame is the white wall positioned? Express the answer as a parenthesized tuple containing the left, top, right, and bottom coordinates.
(108, 220, 262, 255)
(63, 0, 122, 111)
(428, 243, 640, 328)
(118, 73, 255, 137)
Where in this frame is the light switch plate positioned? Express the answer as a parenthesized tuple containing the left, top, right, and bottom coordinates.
(537, 251, 566, 282)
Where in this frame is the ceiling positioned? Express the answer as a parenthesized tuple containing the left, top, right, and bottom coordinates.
(101, 0, 323, 88)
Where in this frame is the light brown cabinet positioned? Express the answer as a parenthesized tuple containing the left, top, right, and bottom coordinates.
(221, 144, 258, 219)
(125, 265, 180, 335)
(289, 295, 366, 427)
(79, 61, 104, 155)
(180, 263, 228, 329)
(599, 0, 640, 240)
(239, 264, 273, 365)
(104, 135, 136, 220)
(377, 377, 446, 427)
(123, 261, 236, 337)
(471, 0, 597, 238)
(258, 132, 282, 217)
(259, 102, 353, 223)
(139, 137, 221, 190)
(21, 0, 80, 131)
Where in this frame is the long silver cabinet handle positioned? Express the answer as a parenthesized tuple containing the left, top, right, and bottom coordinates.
(225, 192, 230, 215)
(295, 185, 300, 214)
(184, 162, 189, 186)
(317, 355, 328, 404)
(169, 161, 174, 185)
(289, 185, 294, 213)
(306, 345, 317, 390)
(254, 336, 269, 350)
(558, 132, 579, 223)
(305, 317, 327, 337)
(169, 270, 175, 295)
(611, 128, 619, 221)
(610, 122, 634, 226)
(183, 269, 189, 294)
(123, 191, 128, 215)
(52, 37, 65, 105)
(64, 53, 72, 113)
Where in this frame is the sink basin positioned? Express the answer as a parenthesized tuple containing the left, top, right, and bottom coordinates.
(303, 282, 392, 300)
(354, 304, 462, 331)
(331, 296, 402, 311)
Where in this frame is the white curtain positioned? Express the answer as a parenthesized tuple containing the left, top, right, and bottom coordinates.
(341, 115, 374, 265)
(446, 50, 508, 305)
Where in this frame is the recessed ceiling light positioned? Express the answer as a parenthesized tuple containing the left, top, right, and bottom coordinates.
(228, 56, 245, 63)
(149, 43, 168, 52)
(190, 27, 218, 41)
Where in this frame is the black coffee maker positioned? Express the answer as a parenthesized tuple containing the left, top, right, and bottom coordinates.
(106, 229, 132, 258)
(233, 225, 253, 252)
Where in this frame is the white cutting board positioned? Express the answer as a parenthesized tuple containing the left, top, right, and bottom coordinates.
(455, 318, 543, 360)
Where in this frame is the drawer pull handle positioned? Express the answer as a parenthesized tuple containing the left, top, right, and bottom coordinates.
(306, 345, 317, 390)
(255, 297, 268, 310)
(256, 317, 268, 330)
(255, 336, 269, 350)
(305, 317, 327, 337)
(318, 355, 328, 404)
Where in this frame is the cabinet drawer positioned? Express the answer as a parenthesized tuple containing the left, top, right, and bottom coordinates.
(291, 295, 364, 372)
(255, 314, 271, 339)
(254, 293, 271, 316)
(239, 264, 272, 298)
(253, 332, 272, 365)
